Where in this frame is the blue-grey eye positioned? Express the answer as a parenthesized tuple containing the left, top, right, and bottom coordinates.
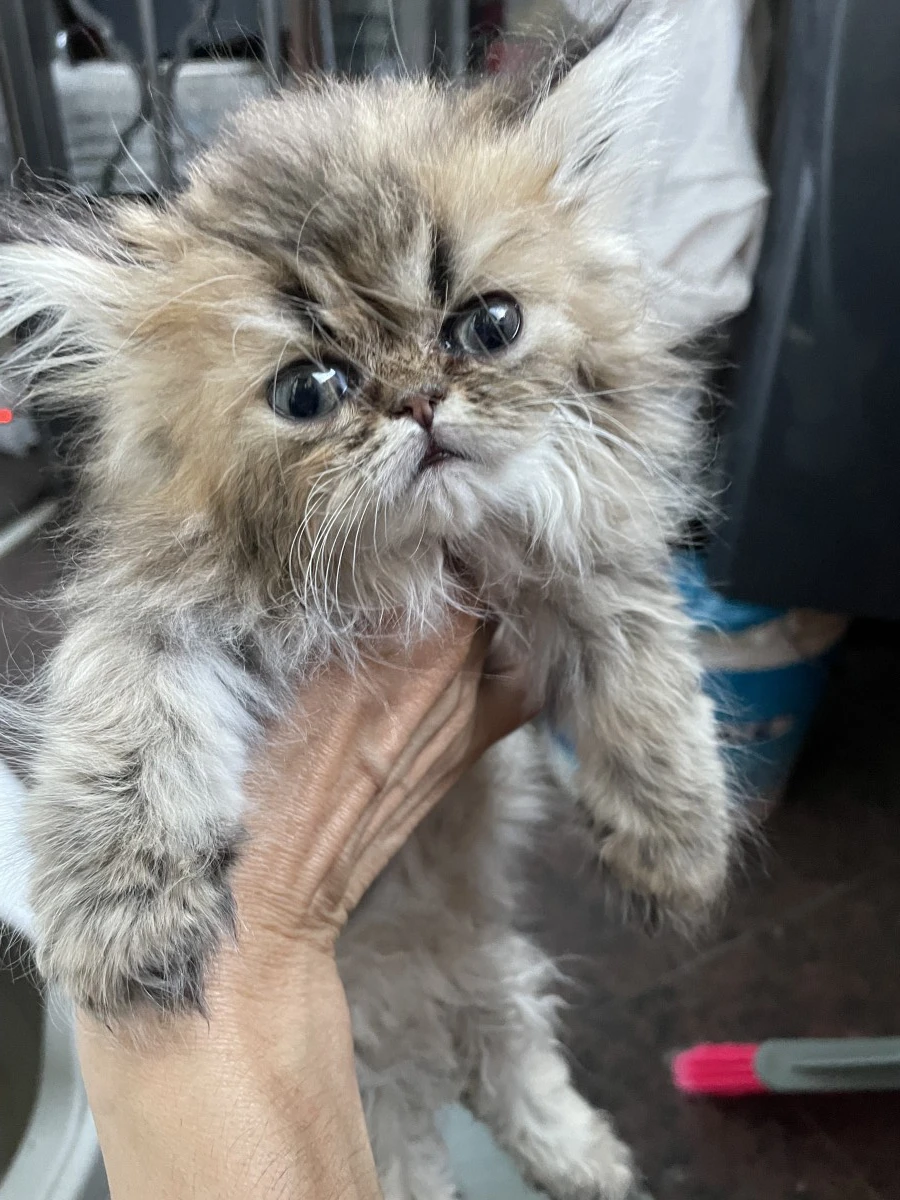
(443, 294, 522, 355)
(268, 362, 349, 421)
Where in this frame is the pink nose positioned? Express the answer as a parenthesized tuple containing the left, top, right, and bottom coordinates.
(394, 386, 445, 430)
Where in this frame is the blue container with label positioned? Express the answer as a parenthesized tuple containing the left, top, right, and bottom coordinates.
(550, 553, 847, 810)
(673, 552, 847, 807)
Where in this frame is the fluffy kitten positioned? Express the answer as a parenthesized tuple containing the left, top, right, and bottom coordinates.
(0, 10, 735, 1198)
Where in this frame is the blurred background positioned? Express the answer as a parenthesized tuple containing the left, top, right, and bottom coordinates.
(1, 3, 899, 1199)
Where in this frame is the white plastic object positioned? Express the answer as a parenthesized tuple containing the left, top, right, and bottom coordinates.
(0, 760, 34, 939)
(0, 765, 104, 1198)
(0, 995, 105, 1200)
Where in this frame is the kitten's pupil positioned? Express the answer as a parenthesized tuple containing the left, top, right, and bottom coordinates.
(268, 362, 349, 421)
(444, 294, 522, 356)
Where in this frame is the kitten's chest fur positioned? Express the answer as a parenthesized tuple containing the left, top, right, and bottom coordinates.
(337, 725, 556, 1084)
(237, 515, 584, 708)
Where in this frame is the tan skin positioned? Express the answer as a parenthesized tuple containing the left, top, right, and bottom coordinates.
(77, 615, 535, 1200)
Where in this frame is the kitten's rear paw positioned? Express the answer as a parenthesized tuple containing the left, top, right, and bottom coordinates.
(34, 838, 240, 1019)
(528, 1111, 636, 1200)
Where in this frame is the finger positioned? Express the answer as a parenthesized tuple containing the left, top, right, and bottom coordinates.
(343, 752, 476, 915)
(339, 642, 494, 859)
(356, 613, 493, 739)
(396, 610, 489, 680)
(469, 669, 541, 760)
(263, 611, 485, 772)
(347, 621, 498, 824)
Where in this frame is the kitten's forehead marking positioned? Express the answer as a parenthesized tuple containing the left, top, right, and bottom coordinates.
(273, 212, 453, 344)
(180, 86, 558, 353)
(429, 226, 453, 309)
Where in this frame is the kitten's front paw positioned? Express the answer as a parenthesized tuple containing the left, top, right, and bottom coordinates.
(33, 838, 240, 1020)
(597, 814, 732, 927)
(576, 766, 736, 927)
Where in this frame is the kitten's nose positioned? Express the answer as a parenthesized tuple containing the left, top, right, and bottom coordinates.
(393, 386, 445, 431)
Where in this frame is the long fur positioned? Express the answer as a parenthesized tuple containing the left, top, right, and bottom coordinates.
(1, 15, 736, 1198)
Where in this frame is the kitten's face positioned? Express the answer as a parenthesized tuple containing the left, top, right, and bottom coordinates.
(107, 85, 600, 556)
(2, 22, 696, 604)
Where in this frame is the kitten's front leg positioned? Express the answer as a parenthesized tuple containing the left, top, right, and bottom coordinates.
(549, 573, 735, 925)
(27, 613, 262, 1018)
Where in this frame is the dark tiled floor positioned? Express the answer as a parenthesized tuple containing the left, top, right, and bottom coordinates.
(0, 449, 51, 524)
(531, 620, 900, 1199)
(2, 529, 899, 1198)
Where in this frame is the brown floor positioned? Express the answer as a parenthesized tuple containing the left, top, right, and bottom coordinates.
(530, 618, 900, 1200)
(1, 529, 899, 1199)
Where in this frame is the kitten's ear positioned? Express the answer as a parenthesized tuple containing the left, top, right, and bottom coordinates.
(0, 194, 138, 411)
(532, 2, 676, 221)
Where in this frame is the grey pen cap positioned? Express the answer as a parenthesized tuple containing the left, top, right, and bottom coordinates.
(755, 1038, 900, 1093)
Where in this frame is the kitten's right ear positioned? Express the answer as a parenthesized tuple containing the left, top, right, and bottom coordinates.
(530, 1, 677, 224)
(0, 193, 139, 411)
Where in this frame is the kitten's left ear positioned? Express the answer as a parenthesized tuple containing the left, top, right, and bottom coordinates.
(532, 1, 677, 221)
(0, 193, 143, 416)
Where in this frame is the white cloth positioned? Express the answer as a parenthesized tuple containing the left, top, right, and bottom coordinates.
(568, 0, 770, 333)
(0, 757, 34, 937)
(641, 0, 769, 331)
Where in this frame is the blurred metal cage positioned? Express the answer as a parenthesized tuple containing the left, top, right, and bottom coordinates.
(0, 0, 473, 198)
(0, 0, 479, 503)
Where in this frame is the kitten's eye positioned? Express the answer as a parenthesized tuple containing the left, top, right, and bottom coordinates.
(443, 294, 522, 356)
(268, 361, 349, 421)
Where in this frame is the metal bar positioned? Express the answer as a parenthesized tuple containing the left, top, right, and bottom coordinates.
(285, 0, 319, 78)
(71, 1, 163, 195)
(430, 0, 468, 77)
(447, 0, 469, 76)
(157, 0, 217, 178)
(68, 0, 134, 63)
(316, 0, 336, 73)
(134, 0, 174, 190)
(259, 0, 283, 84)
(0, 0, 69, 184)
(391, 0, 430, 74)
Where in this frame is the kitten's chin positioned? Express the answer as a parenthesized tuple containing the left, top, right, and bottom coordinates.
(412, 456, 474, 514)
(418, 446, 465, 471)
(384, 426, 534, 538)
(417, 453, 470, 483)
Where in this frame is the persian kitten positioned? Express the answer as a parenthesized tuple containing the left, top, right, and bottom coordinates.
(0, 11, 734, 1198)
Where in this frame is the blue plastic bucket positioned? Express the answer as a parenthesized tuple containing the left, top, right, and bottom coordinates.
(674, 552, 847, 807)
(549, 554, 847, 810)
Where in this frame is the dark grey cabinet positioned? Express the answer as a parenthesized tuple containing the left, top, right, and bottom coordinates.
(709, 0, 900, 619)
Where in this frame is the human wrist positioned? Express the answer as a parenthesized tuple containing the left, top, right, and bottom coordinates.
(79, 940, 350, 1088)
(77, 950, 379, 1200)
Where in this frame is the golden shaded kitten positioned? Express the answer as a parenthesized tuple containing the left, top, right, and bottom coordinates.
(0, 9, 734, 1198)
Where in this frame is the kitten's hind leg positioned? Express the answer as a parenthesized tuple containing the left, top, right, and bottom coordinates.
(363, 1085, 460, 1200)
(464, 932, 636, 1200)
(26, 615, 261, 1019)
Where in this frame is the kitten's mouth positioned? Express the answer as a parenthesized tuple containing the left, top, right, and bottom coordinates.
(419, 438, 465, 471)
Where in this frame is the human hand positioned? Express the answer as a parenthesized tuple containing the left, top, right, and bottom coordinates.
(76, 614, 535, 1200)
(219, 611, 534, 997)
